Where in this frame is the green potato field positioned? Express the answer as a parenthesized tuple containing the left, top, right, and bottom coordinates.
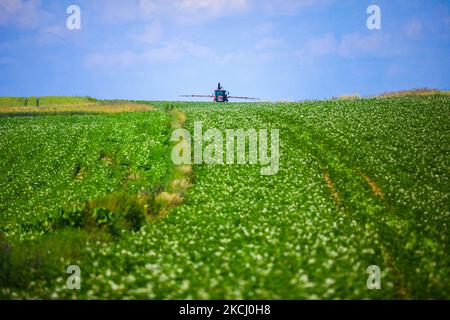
(0, 96, 449, 299)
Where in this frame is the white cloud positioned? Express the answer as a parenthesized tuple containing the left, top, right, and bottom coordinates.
(180, 40, 214, 58)
(168, 0, 250, 24)
(0, 0, 50, 27)
(293, 32, 396, 62)
(85, 40, 214, 66)
(93, 0, 249, 25)
(85, 39, 267, 67)
(258, 0, 333, 15)
(306, 33, 336, 56)
(338, 33, 386, 57)
(93, 0, 143, 24)
(40, 25, 65, 37)
(130, 21, 163, 45)
(254, 22, 275, 35)
(174, 0, 248, 15)
(216, 51, 246, 65)
(138, 0, 161, 15)
(255, 37, 284, 50)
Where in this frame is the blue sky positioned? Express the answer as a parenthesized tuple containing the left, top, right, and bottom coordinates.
(0, 0, 449, 101)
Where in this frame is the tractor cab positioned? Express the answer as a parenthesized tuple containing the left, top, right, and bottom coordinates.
(214, 83, 229, 102)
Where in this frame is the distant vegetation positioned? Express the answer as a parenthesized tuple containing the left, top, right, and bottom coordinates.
(0, 96, 97, 107)
(332, 93, 361, 100)
(0, 96, 154, 114)
(331, 88, 450, 100)
(378, 88, 450, 97)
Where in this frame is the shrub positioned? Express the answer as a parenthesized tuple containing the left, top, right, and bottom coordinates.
(55, 193, 147, 236)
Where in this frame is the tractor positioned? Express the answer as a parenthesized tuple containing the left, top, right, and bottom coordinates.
(180, 83, 259, 103)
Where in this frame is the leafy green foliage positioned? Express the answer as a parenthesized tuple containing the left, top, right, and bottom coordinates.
(0, 111, 171, 240)
(1, 97, 449, 299)
(0, 108, 174, 298)
(55, 193, 147, 235)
